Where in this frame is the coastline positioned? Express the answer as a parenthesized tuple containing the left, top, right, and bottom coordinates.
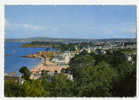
(26, 51, 69, 79)
(29, 57, 68, 80)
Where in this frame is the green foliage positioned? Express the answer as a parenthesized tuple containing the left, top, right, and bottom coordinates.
(4, 79, 49, 97)
(121, 48, 136, 55)
(5, 49, 136, 97)
(108, 50, 127, 67)
(94, 50, 127, 67)
(19, 66, 31, 80)
(21, 41, 95, 52)
(41, 73, 74, 97)
(111, 66, 136, 97)
(22, 80, 49, 97)
(4, 80, 24, 97)
(59, 44, 75, 52)
(75, 61, 117, 97)
(69, 51, 95, 79)
(68, 49, 136, 97)
(116, 62, 134, 78)
(21, 41, 76, 52)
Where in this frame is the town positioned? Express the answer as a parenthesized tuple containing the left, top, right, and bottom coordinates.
(5, 38, 136, 81)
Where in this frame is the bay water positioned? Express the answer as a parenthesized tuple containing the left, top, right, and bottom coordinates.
(5, 42, 54, 75)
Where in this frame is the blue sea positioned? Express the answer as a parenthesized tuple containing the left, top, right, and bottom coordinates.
(5, 42, 55, 75)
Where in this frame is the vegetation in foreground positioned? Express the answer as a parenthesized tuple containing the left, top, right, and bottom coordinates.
(5, 49, 136, 97)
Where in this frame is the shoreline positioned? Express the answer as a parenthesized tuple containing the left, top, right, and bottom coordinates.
(27, 51, 69, 79)
(22, 51, 56, 58)
(29, 57, 68, 80)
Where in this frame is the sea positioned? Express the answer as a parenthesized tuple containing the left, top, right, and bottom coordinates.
(5, 42, 55, 75)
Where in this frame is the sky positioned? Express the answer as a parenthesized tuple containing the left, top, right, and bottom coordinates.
(5, 5, 136, 39)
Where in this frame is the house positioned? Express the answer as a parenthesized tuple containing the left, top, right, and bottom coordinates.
(101, 50, 107, 54)
(52, 51, 75, 65)
(126, 55, 132, 62)
(80, 47, 91, 53)
(30, 66, 68, 80)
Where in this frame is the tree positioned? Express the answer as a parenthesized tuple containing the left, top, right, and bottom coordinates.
(39, 70, 51, 82)
(69, 52, 95, 79)
(4, 80, 24, 97)
(22, 80, 49, 97)
(105, 50, 127, 67)
(19, 66, 31, 80)
(5, 79, 50, 97)
(41, 73, 74, 97)
(5, 48, 136, 97)
(111, 66, 136, 97)
(76, 61, 117, 97)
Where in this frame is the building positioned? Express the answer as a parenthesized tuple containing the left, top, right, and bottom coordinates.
(52, 51, 75, 65)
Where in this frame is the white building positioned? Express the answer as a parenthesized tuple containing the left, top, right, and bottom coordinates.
(52, 51, 75, 65)
(126, 55, 132, 62)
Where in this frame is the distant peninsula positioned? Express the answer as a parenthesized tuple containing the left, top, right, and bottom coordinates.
(5, 37, 136, 43)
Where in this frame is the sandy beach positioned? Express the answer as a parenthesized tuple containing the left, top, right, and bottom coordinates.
(29, 51, 68, 79)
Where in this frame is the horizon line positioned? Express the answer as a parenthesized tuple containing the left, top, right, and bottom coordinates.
(5, 36, 136, 40)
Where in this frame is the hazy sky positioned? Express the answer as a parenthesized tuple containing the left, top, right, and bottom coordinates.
(5, 5, 136, 39)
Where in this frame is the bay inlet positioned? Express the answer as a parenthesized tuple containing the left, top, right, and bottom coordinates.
(4, 42, 54, 75)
